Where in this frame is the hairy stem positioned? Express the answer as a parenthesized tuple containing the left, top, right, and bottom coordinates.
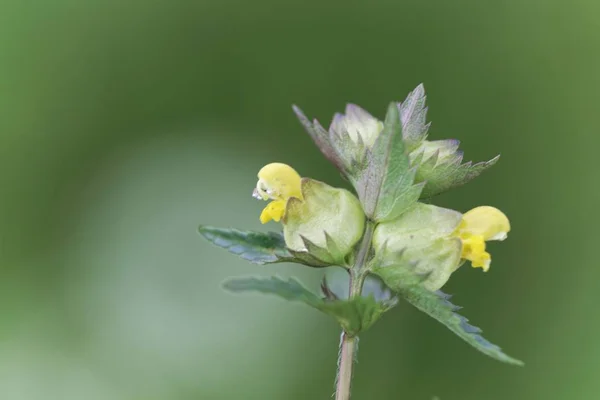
(335, 221, 375, 400)
(336, 332, 356, 400)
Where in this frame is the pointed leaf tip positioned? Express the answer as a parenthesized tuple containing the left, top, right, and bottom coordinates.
(399, 84, 430, 151)
(416, 152, 501, 198)
(373, 270, 524, 366)
(414, 83, 425, 95)
(199, 226, 294, 264)
(292, 105, 346, 174)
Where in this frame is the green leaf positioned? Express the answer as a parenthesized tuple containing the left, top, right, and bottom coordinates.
(374, 270, 524, 366)
(354, 102, 422, 222)
(415, 150, 500, 198)
(198, 226, 294, 265)
(223, 276, 394, 336)
(321, 294, 391, 336)
(223, 275, 320, 302)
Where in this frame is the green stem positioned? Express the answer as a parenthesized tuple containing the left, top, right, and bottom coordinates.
(335, 221, 375, 400)
(336, 332, 356, 400)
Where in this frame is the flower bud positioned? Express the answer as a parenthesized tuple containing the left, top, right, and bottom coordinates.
(329, 104, 383, 148)
(409, 139, 499, 198)
(293, 104, 384, 181)
(409, 139, 460, 165)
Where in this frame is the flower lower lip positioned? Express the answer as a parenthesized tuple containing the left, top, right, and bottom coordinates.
(252, 188, 263, 200)
(488, 232, 508, 241)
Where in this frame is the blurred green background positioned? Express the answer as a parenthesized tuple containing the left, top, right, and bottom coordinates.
(1, 0, 598, 399)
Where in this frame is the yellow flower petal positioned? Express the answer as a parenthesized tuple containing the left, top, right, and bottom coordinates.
(460, 206, 510, 241)
(260, 200, 286, 224)
(256, 163, 303, 201)
(460, 234, 491, 271)
(455, 206, 509, 271)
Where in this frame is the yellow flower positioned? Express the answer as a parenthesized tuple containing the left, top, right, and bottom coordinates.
(252, 162, 365, 263)
(253, 163, 303, 224)
(455, 206, 510, 272)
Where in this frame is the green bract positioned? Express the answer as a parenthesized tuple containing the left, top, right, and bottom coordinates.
(295, 84, 498, 202)
(410, 139, 500, 198)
